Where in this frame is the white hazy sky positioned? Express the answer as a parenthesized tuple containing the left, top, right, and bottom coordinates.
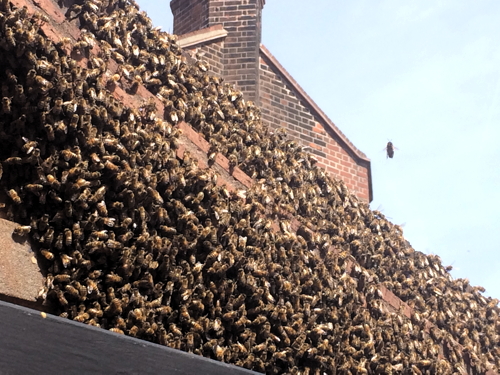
(136, 1, 500, 300)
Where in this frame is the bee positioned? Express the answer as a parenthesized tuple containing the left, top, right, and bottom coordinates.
(64, 284, 80, 300)
(104, 160, 119, 172)
(44, 124, 55, 141)
(108, 73, 122, 87)
(13, 225, 31, 237)
(73, 40, 89, 53)
(92, 230, 109, 240)
(128, 308, 146, 323)
(128, 75, 142, 94)
(35, 76, 53, 93)
(5, 27, 15, 48)
(385, 141, 397, 158)
(60, 253, 73, 268)
(54, 273, 71, 284)
(74, 313, 89, 323)
(90, 186, 107, 204)
(61, 149, 81, 163)
(7, 189, 22, 205)
(13, 84, 26, 105)
(87, 306, 103, 319)
(96, 201, 108, 217)
(72, 222, 83, 241)
(104, 298, 123, 317)
(40, 249, 54, 261)
(68, 114, 79, 129)
(105, 273, 123, 284)
(4, 156, 23, 165)
(86, 279, 98, 294)
(43, 175, 60, 191)
(2, 97, 11, 114)
(106, 240, 122, 249)
(54, 232, 65, 250)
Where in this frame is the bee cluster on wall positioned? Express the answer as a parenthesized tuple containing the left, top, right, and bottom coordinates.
(0, 0, 499, 374)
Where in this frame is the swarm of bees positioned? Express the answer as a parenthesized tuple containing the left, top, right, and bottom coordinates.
(0, 1, 499, 374)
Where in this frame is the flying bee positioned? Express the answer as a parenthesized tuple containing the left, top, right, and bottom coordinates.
(385, 141, 397, 159)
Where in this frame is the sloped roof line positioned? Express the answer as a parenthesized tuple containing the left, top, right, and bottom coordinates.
(259, 44, 370, 165)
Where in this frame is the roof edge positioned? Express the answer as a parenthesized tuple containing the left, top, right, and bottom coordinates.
(177, 24, 228, 49)
(259, 44, 373, 201)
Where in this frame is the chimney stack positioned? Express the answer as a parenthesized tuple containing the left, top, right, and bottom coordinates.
(170, 0, 265, 103)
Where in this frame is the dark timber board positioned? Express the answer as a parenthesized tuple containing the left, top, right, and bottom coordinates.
(0, 301, 260, 375)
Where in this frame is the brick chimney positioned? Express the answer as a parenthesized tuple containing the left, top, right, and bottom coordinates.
(170, 0, 265, 103)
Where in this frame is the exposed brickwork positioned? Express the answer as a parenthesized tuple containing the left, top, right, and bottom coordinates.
(214, 0, 262, 103)
(259, 55, 371, 202)
(173, 0, 263, 102)
(171, 0, 210, 35)
(192, 40, 225, 77)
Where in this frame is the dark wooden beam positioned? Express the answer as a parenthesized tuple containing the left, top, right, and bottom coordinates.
(0, 301, 260, 375)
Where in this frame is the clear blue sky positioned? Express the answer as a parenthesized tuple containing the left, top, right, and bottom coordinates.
(137, 1, 500, 299)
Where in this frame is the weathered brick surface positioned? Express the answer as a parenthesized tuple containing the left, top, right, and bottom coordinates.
(173, 0, 263, 102)
(193, 41, 225, 77)
(171, 0, 210, 35)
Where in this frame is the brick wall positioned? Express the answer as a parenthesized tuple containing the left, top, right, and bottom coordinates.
(192, 41, 225, 77)
(173, 0, 263, 103)
(171, 0, 210, 35)
(259, 53, 371, 202)
(211, 0, 262, 103)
